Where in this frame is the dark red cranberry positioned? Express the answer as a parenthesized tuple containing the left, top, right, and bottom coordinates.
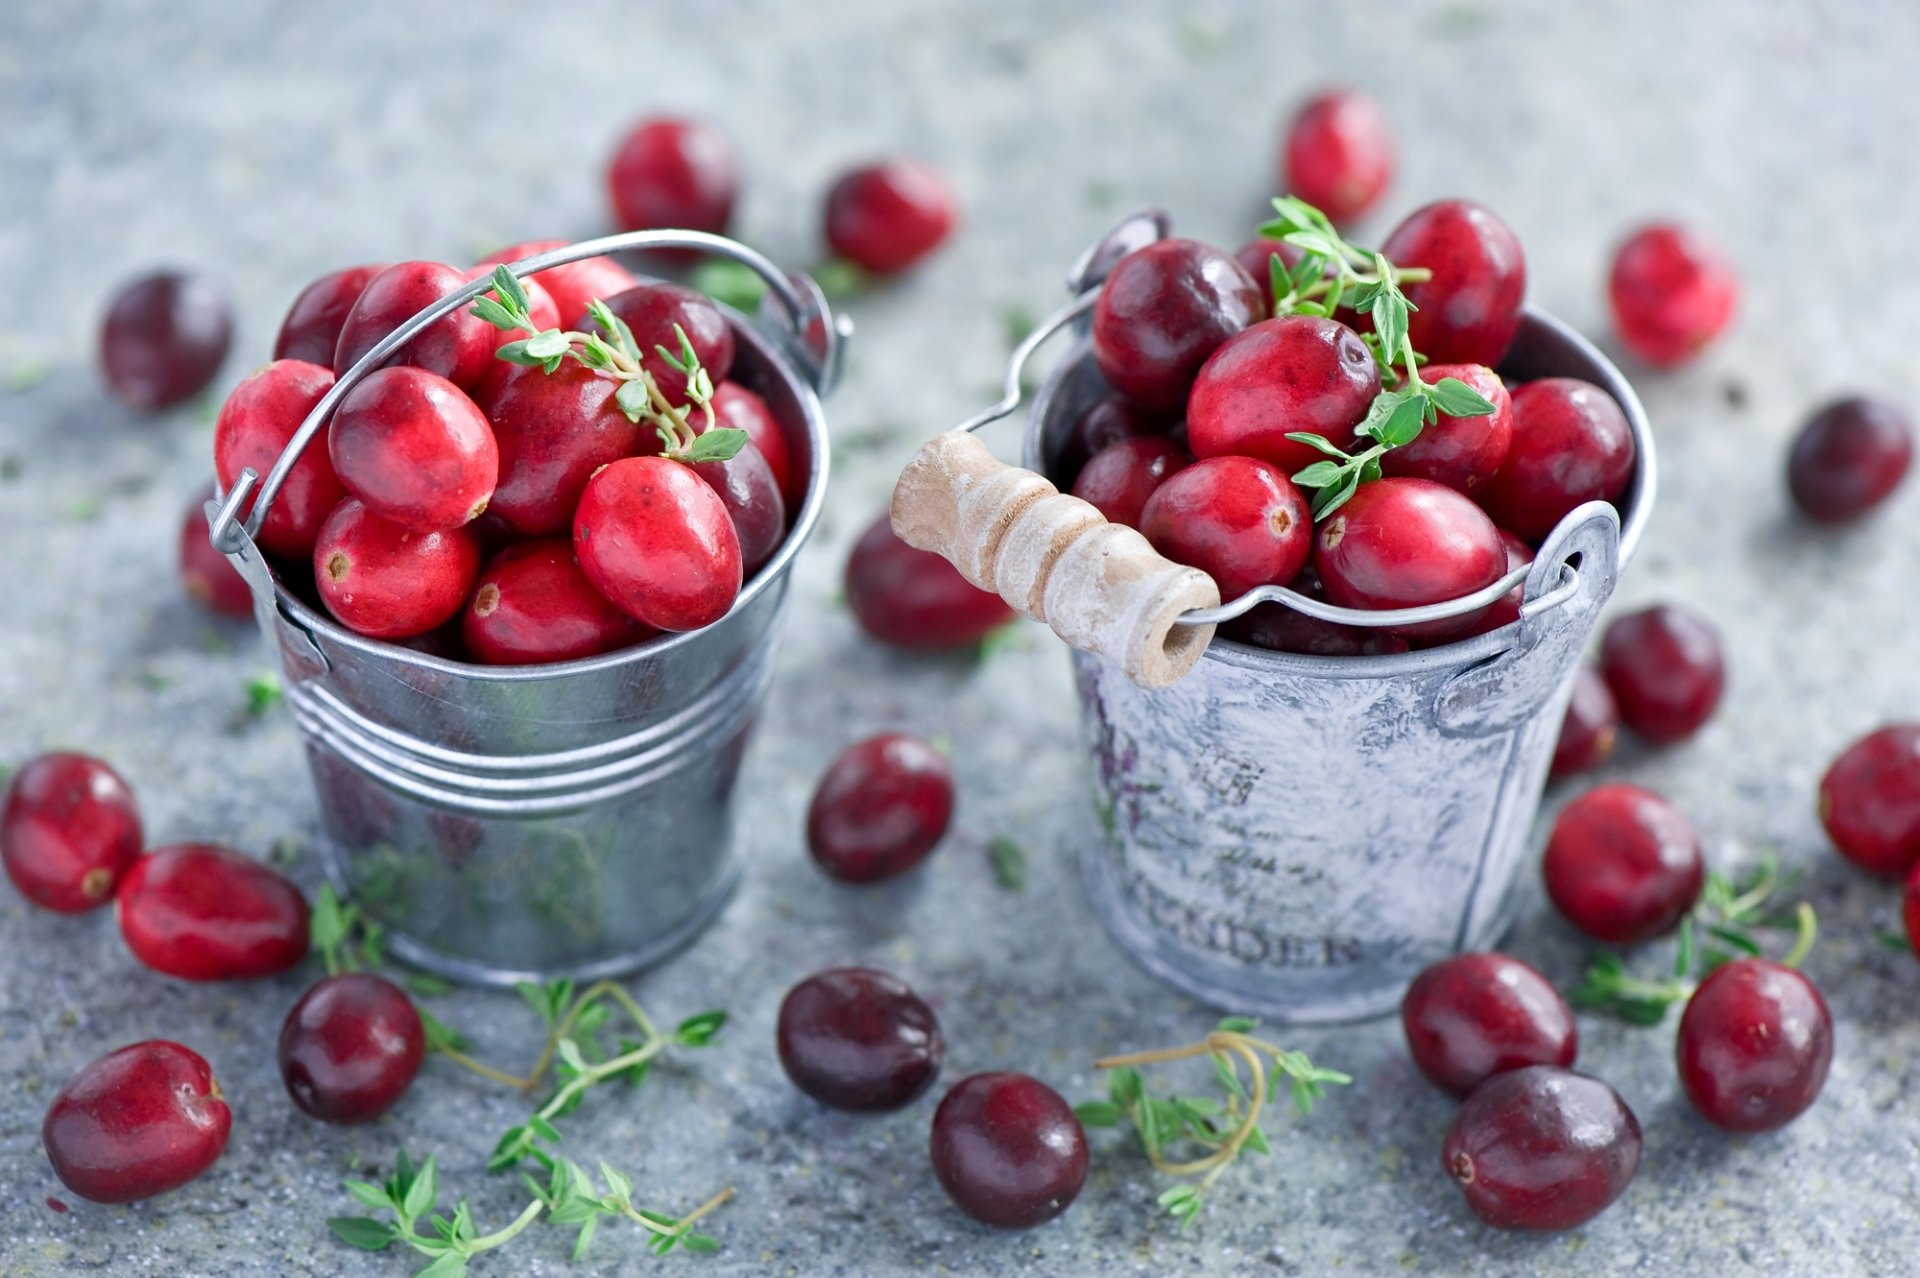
(1597, 604, 1725, 744)
(776, 968, 943, 1111)
(1380, 200, 1526, 367)
(1232, 236, 1306, 293)
(1070, 436, 1189, 527)
(472, 240, 639, 331)
(691, 440, 786, 576)
(274, 264, 384, 365)
(1902, 861, 1920, 956)
(1091, 239, 1265, 414)
(1186, 316, 1380, 474)
(333, 261, 496, 391)
(1819, 724, 1920, 878)
(929, 1072, 1088, 1230)
(607, 116, 739, 236)
(1220, 566, 1411, 657)
(1, 753, 142, 914)
(807, 734, 954, 884)
(116, 843, 310, 981)
(478, 360, 648, 537)
(1139, 456, 1312, 599)
(329, 366, 498, 531)
(1281, 88, 1394, 224)
(278, 973, 426, 1124)
(823, 158, 958, 275)
(1786, 397, 1914, 523)
(1314, 477, 1505, 640)
(1608, 223, 1739, 368)
(1443, 1066, 1640, 1231)
(598, 283, 736, 406)
(574, 457, 742, 632)
(1541, 783, 1703, 944)
(1550, 666, 1620, 781)
(1055, 393, 1171, 487)
(212, 359, 345, 559)
(314, 498, 483, 640)
(1479, 377, 1636, 541)
(99, 269, 233, 411)
(1677, 959, 1831, 1132)
(845, 513, 1016, 650)
(1381, 364, 1512, 493)
(179, 489, 252, 618)
(709, 382, 798, 511)
(1447, 529, 1532, 641)
(1402, 953, 1578, 1098)
(463, 540, 651, 665)
(42, 1041, 230, 1204)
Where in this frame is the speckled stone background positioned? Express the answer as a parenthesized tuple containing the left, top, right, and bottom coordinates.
(5, 1, 1920, 1274)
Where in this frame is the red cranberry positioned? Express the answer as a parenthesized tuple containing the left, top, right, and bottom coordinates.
(1381, 364, 1512, 493)
(42, 1041, 231, 1204)
(1479, 378, 1636, 542)
(1550, 666, 1620, 781)
(116, 843, 310, 981)
(472, 240, 639, 331)
(1186, 316, 1380, 474)
(1444, 529, 1532, 642)
(1541, 783, 1703, 944)
(478, 360, 648, 537)
(333, 261, 496, 391)
(1607, 223, 1739, 368)
(1, 753, 142, 914)
(598, 283, 736, 406)
(1597, 604, 1725, 744)
(1069, 436, 1189, 528)
(807, 734, 954, 884)
(1443, 1066, 1640, 1231)
(279, 973, 426, 1124)
(845, 513, 1016, 650)
(1314, 477, 1505, 640)
(1677, 959, 1832, 1132)
(574, 457, 742, 632)
(329, 367, 498, 531)
(212, 359, 345, 560)
(1091, 239, 1265, 414)
(691, 440, 786, 576)
(1380, 200, 1526, 367)
(607, 116, 739, 236)
(1139, 456, 1312, 600)
(1220, 567, 1411, 657)
(823, 158, 958, 274)
(463, 540, 651, 665)
(1281, 88, 1394, 224)
(314, 498, 483, 640)
(1786, 397, 1914, 523)
(179, 490, 252, 618)
(1232, 236, 1306, 291)
(776, 968, 943, 1111)
(709, 382, 798, 511)
(1819, 724, 1920, 878)
(1902, 861, 1920, 956)
(274, 264, 384, 365)
(99, 269, 233, 411)
(929, 1072, 1088, 1230)
(1055, 393, 1171, 487)
(1401, 953, 1578, 1099)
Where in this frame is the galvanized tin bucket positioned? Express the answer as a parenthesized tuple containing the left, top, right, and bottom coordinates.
(208, 232, 849, 986)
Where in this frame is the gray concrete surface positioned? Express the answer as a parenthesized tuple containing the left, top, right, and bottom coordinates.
(4, 1, 1920, 1274)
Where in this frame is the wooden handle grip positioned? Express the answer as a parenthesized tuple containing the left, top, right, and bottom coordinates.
(890, 430, 1219, 687)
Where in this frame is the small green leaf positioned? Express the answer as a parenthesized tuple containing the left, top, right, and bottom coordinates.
(245, 673, 282, 717)
(528, 1114, 564, 1144)
(675, 1010, 728, 1046)
(680, 428, 749, 464)
(1242, 1123, 1271, 1155)
(327, 1216, 397, 1250)
(681, 1233, 720, 1254)
(1290, 460, 1346, 489)
(1212, 1052, 1248, 1102)
(614, 378, 652, 422)
(1216, 1015, 1258, 1034)
(572, 1213, 601, 1260)
(1373, 395, 1428, 449)
(415, 1250, 468, 1278)
(494, 340, 544, 367)
(488, 1127, 531, 1171)
(1283, 431, 1353, 460)
(1268, 254, 1290, 309)
(1313, 471, 1362, 520)
(690, 260, 767, 313)
(599, 1162, 634, 1204)
(1877, 930, 1912, 954)
(491, 265, 531, 314)
(310, 886, 349, 957)
(1108, 1066, 1144, 1109)
(402, 1156, 438, 1221)
(1425, 376, 1497, 418)
(419, 1010, 466, 1054)
(468, 296, 520, 331)
(344, 1180, 393, 1211)
(1074, 1100, 1124, 1127)
(556, 1038, 589, 1076)
(405, 972, 453, 998)
(988, 836, 1027, 892)
(523, 330, 572, 360)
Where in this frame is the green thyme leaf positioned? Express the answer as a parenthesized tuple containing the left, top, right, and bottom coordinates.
(327, 1217, 397, 1250)
(675, 1010, 728, 1046)
(1074, 1100, 1124, 1127)
(522, 330, 572, 360)
(1216, 1015, 1258, 1034)
(402, 1156, 439, 1221)
(415, 1251, 468, 1278)
(1425, 375, 1497, 418)
(690, 260, 767, 313)
(988, 836, 1027, 892)
(468, 296, 521, 331)
(613, 378, 652, 422)
(1371, 395, 1429, 449)
(493, 339, 544, 367)
(491, 266, 531, 315)
(1282, 432, 1353, 462)
(245, 673, 282, 718)
(680, 428, 748, 464)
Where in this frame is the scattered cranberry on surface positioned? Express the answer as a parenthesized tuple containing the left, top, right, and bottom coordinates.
(42, 1041, 231, 1204)
(1818, 724, 1920, 878)
(1381, 364, 1512, 493)
(1379, 199, 1526, 367)
(179, 488, 252, 618)
(314, 499, 484, 640)
(1786, 396, 1913, 524)
(1598, 603, 1725, 745)
(598, 282, 736, 405)
(332, 260, 497, 391)
(1478, 377, 1636, 542)
(845, 513, 1016, 650)
(574, 457, 742, 632)
(1070, 436, 1189, 527)
(1054, 393, 1171, 487)
(1314, 477, 1505, 640)
(776, 968, 944, 1112)
(1092, 239, 1265, 414)
(329, 366, 498, 532)
(1139, 456, 1312, 600)
(1542, 783, 1703, 944)
(1442, 1065, 1641, 1231)
(463, 540, 651, 666)
(1402, 953, 1578, 1099)
(807, 734, 954, 885)
(1, 753, 142, 914)
(278, 972, 426, 1124)
(99, 269, 233, 411)
(824, 158, 959, 275)
(1551, 666, 1621, 781)
(1185, 315, 1380, 474)
(1608, 223, 1738, 368)
(212, 358, 345, 560)
(607, 116, 738, 237)
(930, 1072, 1088, 1230)
(1676, 958, 1832, 1132)
(1281, 88, 1394, 224)
(709, 382, 799, 511)
(472, 240, 639, 331)
(274, 264, 385, 366)
(479, 360, 648, 537)
(116, 843, 310, 981)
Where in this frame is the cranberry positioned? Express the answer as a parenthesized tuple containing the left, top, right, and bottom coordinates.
(574, 457, 741, 632)
(99, 269, 233, 411)
(1443, 529, 1532, 642)
(1819, 724, 1920, 878)
(478, 360, 648, 537)
(42, 1041, 231, 1204)
(274, 264, 384, 365)
(1401, 953, 1578, 1099)
(1902, 861, 1920, 955)
(1380, 200, 1526, 367)
(597, 283, 736, 407)
(116, 843, 309, 980)
(329, 367, 498, 531)
(212, 359, 345, 559)
(179, 490, 252, 618)
(1069, 436, 1189, 528)
(1381, 364, 1512, 493)
(1, 753, 142, 913)
(776, 968, 943, 1111)
(1786, 396, 1914, 523)
(929, 1072, 1088, 1230)
(1597, 604, 1725, 744)
(1608, 223, 1739, 368)
(807, 734, 954, 884)
(473, 240, 639, 331)
(1232, 236, 1306, 291)
(333, 261, 496, 391)
(823, 158, 958, 274)
(1677, 959, 1832, 1131)
(1443, 1066, 1640, 1231)
(1550, 666, 1620, 781)
(845, 513, 1016, 650)
(463, 540, 651, 665)
(1054, 393, 1171, 487)
(691, 440, 787, 576)
(1281, 88, 1394, 224)
(1314, 477, 1505, 640)
(278, 972, 426, 1124)
(1091, 239, 1265, 414)
(1479, 378, 1636, 542)
(314, 498, 483, 640)
(607, 116, 739, 236)
(1186, 316, 1380, 474)
(1541, 783, 1703, 944)
(1220, 566, 1411, 658)
(709, 382, 798, 511)
(1139, 456, 1311, 599)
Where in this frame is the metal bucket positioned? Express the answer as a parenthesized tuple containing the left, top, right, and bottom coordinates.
(208, 233, 849, 986)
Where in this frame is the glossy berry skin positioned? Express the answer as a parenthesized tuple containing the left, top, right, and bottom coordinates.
(1550, 666, 1620, 781)
(823, 158, 958, 274)
(329, 366, 498, 531)
(692, 441, 787, 576)
(808, 734, 954, 884)
(1448, 529, 1532, 640)
(1479, 378, 1636, 542)
(1542, 784, 1703, 944)
(598, 283, 736, 406)
(1186, 316, 1380, 475)
(1140, 457, 1312, 600)
(607, 116, 739, 236)
(213, 359, 345, 559)
(1282, 89, 1394, 224)
(117, 843, 310, 981)
(1443, 1066, 1640, 1232)
(1382, 364, 1512, 493)
(845, 513, 1016, 650)
(1786, 397, 1914, 523)
(1, 753, 142, 914)
(1598, 604, 1725, 745)
(1070, 436, 1189, 528)
(1677, 959, 1832, 1132)
(99, 269, 233, 411)
(1401, 953, 1578, 1098)
(473, 240, 638, 333)
(1902, 861, 1920, 957)
(314, 498, 483, 640)
(463, 540, 651, 666)
(1314, 478, 1505, 640)
(1608, 223, 1738, 368)
(42, 1041, 230, 1204)
(279, 973, 426, 1124)
(709, 382, 798, 511)
(776, 968, 944, 1111)
(930, 1072, 1088, 1230)
(179, 490, 252, 618)
(1233, 236, 1306, 290)
(1092, 239, 1265, 414)
(274, 264, 384, 365)
(574, 457, 742, 632)
(1818, 724, 1920, 878)
(1380, 200, 1526, 367)
(1055, 393, 1170, 488)
(478, 360, 647, 537)
(333, 261, 496, 391)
